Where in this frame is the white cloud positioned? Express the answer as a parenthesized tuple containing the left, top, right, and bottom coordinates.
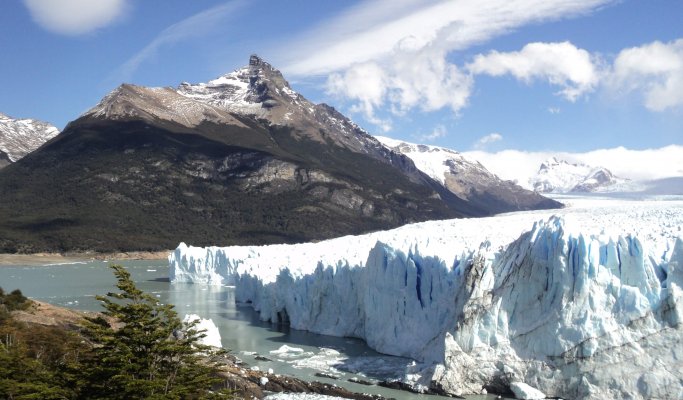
(464, 145, 683, 186)
(326, 48, 473, 128)
(467, 42, 600, 101)
(608, 39, 683, 111)
(548, 107, 561, 114)
(23, 0, 128, 35)
(275, 0, 612, 131)
(472, 132, 503, 149)
(116, 1, 246, 81)
(417, 125, 448, 142)
(327, 63, 391, 130)
(387, 48, 473, 114)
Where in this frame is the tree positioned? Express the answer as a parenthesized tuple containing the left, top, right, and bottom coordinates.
(78, 265, 230, 399)
(0, 287, 79, 399)
(0, 339, 74, 400)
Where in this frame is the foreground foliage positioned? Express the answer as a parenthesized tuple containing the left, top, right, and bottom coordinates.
(0, 266, 232, 399)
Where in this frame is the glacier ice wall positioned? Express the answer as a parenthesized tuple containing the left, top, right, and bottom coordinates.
(170, 207, 683, 399)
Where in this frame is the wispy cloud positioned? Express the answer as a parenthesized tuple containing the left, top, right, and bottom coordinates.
(417, 124, 448, 142)
(280, 0, 612, 76)
(23, 0, 128, 36)
(275, 0, 613, 131)
(115, 0, 246, 82)
(472, 132, 503, 149)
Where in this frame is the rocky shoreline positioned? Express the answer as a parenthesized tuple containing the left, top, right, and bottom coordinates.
(0, 251, 171, 266)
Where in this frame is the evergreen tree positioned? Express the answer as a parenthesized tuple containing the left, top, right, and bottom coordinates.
(78, 265, 230, 399)
(0, 294, 78, 400)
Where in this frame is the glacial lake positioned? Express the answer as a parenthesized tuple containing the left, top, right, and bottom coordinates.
(0, 260, 497, 400)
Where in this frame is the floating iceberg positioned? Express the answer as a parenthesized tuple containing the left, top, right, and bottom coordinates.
(170, 197, 683, 399)
(182, 314, 222, 348)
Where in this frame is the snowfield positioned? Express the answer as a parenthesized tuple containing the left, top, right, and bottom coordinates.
(169, 195, 683, 399)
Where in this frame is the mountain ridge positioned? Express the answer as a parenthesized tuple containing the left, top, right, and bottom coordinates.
(0, 112, 59, 167)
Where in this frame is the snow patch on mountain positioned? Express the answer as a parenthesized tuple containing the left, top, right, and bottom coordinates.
(375, 136, 472, 185)
(0, 112, 59, 163)
(82, 84, 248, 129)
(170, 195, 683, 399)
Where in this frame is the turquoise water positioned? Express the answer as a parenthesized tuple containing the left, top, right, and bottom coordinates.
(0, 260, 494, 400)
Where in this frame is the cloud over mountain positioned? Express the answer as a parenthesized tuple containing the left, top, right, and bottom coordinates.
(278, 0, 613, 129)
(23, 0, 128, 35)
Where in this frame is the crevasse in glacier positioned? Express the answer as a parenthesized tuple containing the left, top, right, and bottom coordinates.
(169, 206, 683, 399)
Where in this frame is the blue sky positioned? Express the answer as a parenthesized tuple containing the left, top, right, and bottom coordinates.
(1, 0, 681, 153)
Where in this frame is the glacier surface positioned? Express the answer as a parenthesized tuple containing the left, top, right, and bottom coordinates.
(169, 196, 683, 399)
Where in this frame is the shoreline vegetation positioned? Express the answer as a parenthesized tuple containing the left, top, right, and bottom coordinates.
(1, 266, 388, 400)
(0, 250, 172, 265)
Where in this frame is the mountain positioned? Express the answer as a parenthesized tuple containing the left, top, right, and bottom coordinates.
(0, 55, 528, 253)
(0, 112, 59, 168)
(376, 137, 560, 213)
(530, 157, 628, 193)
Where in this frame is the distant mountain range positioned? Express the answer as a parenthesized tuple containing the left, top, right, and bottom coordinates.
(529, 157, 629, 193)
(0, 112, 58, 168)
(0, 55, 560, 253)
(462, 148, 683, 195)
(376, 137, 558, 212)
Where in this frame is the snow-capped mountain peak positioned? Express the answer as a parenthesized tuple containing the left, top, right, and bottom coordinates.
(531, 157, 627, 193)
(176, 55, 393, 156)
(0, 112, 59, 165)
(178, 54, 306, 120)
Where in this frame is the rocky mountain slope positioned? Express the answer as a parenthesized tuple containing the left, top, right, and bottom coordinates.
(0, 112, 58, 168)
(530, 157, 627, 193)
(376, 137, 560, 213)
(0, 55, 528, 253)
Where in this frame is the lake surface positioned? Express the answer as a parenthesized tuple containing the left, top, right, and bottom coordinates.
(0, 260, 495, 400)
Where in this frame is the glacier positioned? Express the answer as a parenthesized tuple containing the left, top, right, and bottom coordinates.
(169, 196, 683, 399)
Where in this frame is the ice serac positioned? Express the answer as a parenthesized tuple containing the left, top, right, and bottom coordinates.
(170, 199, 683, 399)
